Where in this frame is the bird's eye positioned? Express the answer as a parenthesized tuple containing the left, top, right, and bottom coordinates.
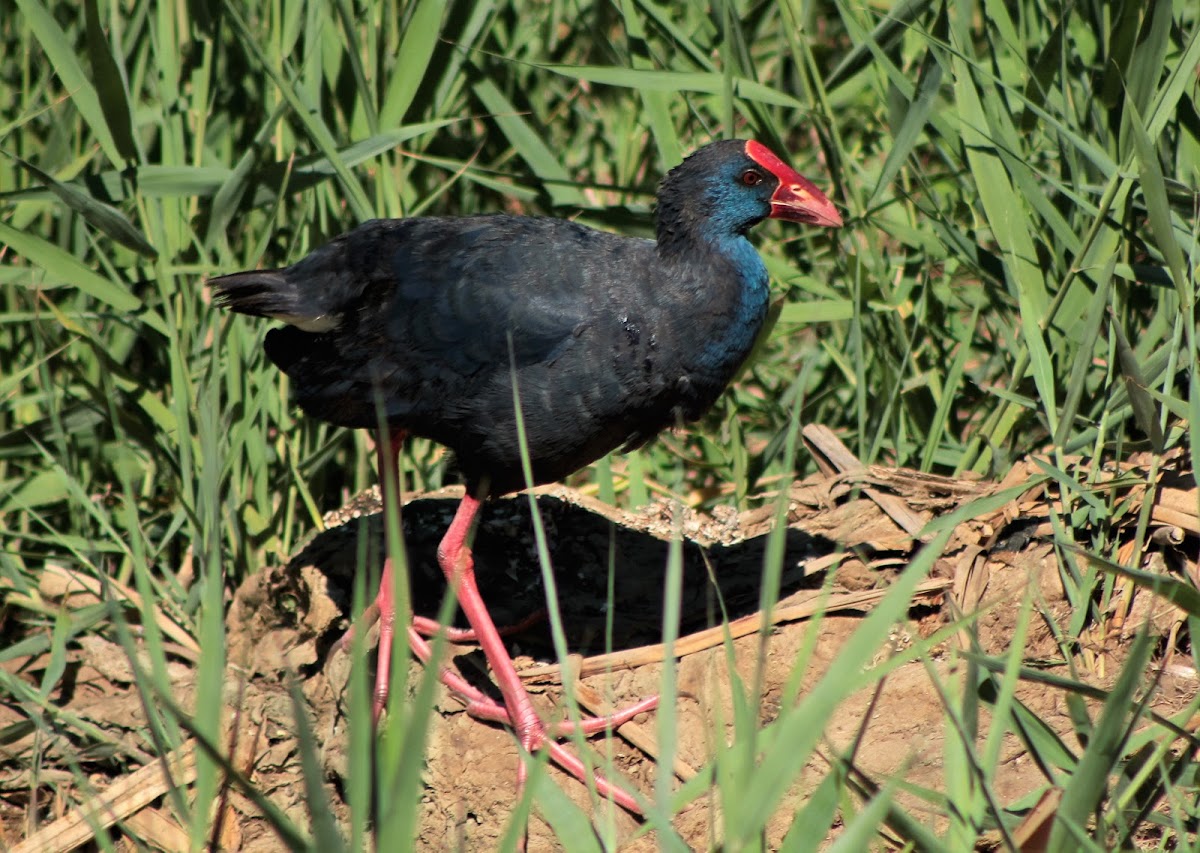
(741, 169, 764, 186)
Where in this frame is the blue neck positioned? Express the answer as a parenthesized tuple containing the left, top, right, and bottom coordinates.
(692, 231, 770, 374)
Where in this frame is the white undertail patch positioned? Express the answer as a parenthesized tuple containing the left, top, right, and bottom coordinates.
(275, 313, 339, 332)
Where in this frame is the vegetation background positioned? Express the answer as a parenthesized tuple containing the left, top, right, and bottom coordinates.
(1, 0, 1198, 849)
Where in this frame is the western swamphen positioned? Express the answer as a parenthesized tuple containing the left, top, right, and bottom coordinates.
(211, 138, 841, 816)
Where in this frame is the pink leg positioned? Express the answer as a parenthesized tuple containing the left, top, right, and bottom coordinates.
(339, 600, 544, 651)
(335, 433, 655, 817)
(405, 625, 656, 738)
(370, 428, 406, 724)
(334, 428, 543, 721)
(435, 491, 656, 816)
(411, 607, 546, 642)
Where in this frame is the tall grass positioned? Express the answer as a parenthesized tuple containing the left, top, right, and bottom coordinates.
(2, 0, 1198, 849)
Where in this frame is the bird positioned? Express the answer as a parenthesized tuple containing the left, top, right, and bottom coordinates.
(209, 137, 842, 818)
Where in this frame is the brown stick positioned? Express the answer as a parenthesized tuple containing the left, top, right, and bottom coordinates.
(520, 579, 952, 682)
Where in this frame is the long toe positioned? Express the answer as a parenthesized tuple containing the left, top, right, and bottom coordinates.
(335, 600, 381, 654)
(549, 694, 659, 737)
(513, 714, 646, 816)
(542, 740, 644, 814)
(503, 692, 653, 816)
(410, 626, 649, 815)
(410, 607, 547, 643)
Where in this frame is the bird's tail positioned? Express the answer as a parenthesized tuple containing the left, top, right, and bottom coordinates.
(208, 270, 291, 316)
(208, 270, 338, 333)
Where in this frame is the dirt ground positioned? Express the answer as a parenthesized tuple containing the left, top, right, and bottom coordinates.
(4, 432, 1199, 851)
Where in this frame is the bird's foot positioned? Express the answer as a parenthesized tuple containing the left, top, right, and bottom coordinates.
(407, 628, 656, 815)
(413, 606, 547, 643)
(510, 699, 658, 816)
(337, 603, 546, 652)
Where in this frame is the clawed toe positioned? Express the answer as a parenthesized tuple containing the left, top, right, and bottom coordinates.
(407, 624, 652, 815)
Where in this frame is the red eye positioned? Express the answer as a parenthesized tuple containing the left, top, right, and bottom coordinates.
(741, 169, 764, 186)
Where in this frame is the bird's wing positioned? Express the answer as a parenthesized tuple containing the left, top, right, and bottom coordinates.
(373, 216, 646, 377)
(238, 216, 657, 430)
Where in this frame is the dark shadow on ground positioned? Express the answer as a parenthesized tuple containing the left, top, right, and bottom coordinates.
(284, 490, 834, 663)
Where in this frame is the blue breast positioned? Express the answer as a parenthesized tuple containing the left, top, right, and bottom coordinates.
(692, 233, 770, 375)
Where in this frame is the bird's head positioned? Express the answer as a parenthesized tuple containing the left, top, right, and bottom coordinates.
(657, 138, 842, 246)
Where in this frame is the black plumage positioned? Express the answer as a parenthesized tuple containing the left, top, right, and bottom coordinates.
(213, 141, 838, 493)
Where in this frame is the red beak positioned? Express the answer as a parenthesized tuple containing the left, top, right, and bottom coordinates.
(746, 140, 843, 228)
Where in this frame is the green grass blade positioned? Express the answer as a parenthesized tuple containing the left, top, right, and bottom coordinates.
(83, 0, 141, 162)
(7, 154, 157, 257)
(0, 221, 142, 312)
(379, 0, 446, 129)
(13, 0, 122, 164)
